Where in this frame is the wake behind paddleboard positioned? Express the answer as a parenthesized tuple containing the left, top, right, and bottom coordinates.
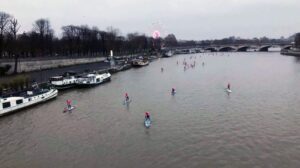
(63, 106, 75, 113)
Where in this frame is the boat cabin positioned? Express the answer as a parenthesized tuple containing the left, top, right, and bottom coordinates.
(0, 97, 25, 111)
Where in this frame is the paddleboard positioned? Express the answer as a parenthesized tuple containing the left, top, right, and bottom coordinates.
(226, 89, 232, 93)
(123, 99, 132, 105)
(144, 119, 151, 128)
(63, 106, 75, 112)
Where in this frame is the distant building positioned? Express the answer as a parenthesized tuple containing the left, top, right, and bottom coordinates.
(295, 33, 300, 49)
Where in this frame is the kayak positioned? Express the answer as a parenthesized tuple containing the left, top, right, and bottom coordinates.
(63, 106, 75, 112)
(144, 118, 151, 128)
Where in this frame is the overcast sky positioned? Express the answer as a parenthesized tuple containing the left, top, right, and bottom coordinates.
(1, 0, 300, 40)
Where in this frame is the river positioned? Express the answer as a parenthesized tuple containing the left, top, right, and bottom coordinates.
(1, 52, 300, 168)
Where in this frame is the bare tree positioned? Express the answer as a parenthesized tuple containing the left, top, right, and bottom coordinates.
(0, 11, 11, 58)
(33, 18, 53, 37)
(33, 18, 54, 56)
(9, 18, 20, 40)
(126, 33, 148, 53)
(106, 26, 120, 51)
(0, 12, 10, 35)
(9, 18, 20, 73)
(164, 34, 178, 47)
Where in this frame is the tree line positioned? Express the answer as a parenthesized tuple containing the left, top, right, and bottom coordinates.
(1, 10, 295, 61)
(0, 11, 180, 74)
(0, 11, 169, 61)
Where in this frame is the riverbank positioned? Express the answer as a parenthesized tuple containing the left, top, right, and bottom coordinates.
(0, 56, 106, 74)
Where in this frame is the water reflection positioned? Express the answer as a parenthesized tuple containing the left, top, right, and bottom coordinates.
(294, 57, 300, 63)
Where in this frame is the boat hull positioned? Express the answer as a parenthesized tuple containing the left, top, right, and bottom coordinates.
(76, 77, 111, 88)
(132, 62, 149, 67)
(52, 83, 76, 90)
(0, 89, 58, 116)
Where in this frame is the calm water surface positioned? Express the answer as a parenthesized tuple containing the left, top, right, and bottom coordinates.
(1, 52, 300, 168)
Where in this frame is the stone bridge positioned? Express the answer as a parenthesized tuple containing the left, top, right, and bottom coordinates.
(163, 44, 292, 53)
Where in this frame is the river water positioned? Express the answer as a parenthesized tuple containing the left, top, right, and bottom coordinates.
(1, 52, 300, 168)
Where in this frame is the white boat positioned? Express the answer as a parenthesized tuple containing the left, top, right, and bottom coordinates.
(0, 88, 58, 116)
(163, 50, 174, 57)
(132, 59, 149, 67)
(268, 46, 281, 52)
(189, 49, 196, 54)
(76, 72, 111, 87)
(50, 72, 78, 90)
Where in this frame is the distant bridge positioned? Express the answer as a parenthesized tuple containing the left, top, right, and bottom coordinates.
(163, 44, 292, 53)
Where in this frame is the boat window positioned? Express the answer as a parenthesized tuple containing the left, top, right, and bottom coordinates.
(16, 99, 23, 104)
(2, 102, 11, 108)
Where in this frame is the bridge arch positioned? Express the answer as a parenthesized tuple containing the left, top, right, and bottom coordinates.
(218, 46, 236, 52)
(281, 45, 292, 50)
(237, 46, 250, 52)
(259, 45, 272, 52)
(205, 47, 217, 52)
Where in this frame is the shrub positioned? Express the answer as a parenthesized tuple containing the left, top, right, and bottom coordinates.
(0, 64, 12, 75)
(0, 75, 31, 92)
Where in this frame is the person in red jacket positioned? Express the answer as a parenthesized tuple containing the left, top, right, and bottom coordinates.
(66, 99, 72, 109)
(145, 112, 150, 120)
